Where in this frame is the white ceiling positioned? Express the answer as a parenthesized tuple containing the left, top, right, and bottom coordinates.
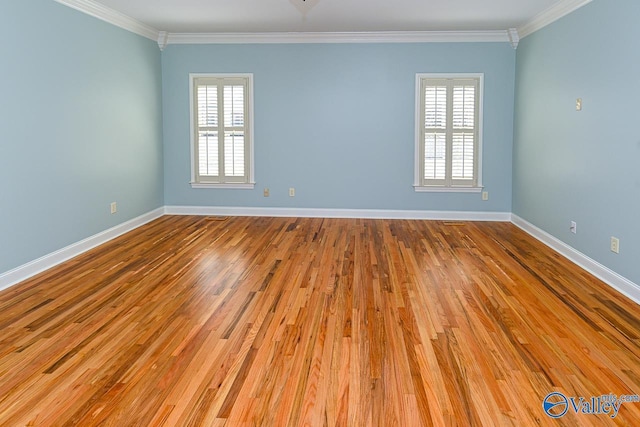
(89, 0, 565, 34)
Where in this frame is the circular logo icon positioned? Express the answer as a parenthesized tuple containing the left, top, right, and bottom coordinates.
(543, 392, 569, 418)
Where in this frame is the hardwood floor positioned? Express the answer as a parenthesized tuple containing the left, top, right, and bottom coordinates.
(0, 216, 639, 426)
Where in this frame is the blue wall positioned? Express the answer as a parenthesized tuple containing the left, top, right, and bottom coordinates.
(0, 1, 164, 274)
(163, 43, 515, 211)
(513, 0, 640, 284)
(12, 0, 637, 292)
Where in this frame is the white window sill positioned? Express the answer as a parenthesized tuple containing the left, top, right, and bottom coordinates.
(413, 185, 483, 193)
(190, 182, 256, 190)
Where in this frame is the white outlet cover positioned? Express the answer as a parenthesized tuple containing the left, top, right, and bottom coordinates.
(611, 237, 620, 254)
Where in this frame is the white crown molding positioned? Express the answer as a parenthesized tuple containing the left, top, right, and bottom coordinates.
(54, 0, 159, 41)
(518, 0, 593, 39)
(166, 30, 511, 45)
(158, 31, 169, 51)
(511, 215, 640, 306)
(164, 205, 511, 221)
(0, 208, 164, 292)
(54, 0, 592, 47)
(507, 28, 520, 49)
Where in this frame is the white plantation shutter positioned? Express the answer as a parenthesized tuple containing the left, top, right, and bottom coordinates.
(223, 85, 245, 177)
(418, 76, 480, 188)
(191, 75, 253, 186)
(424, 133, 446, 180)
(423, 82, 448, 184)
(197, 85, 219, 177)
(451, 83, 477, 184)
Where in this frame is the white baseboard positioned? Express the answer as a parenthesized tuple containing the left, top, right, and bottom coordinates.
(0, 207, 165, 292)
(0, 206, 510, 293)
(164, 205, 512, 221)
(4, 207, 637, 308)
(511, 214, 640, 305)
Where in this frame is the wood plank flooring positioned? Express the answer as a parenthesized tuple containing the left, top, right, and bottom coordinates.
(0, 215, 639, 426)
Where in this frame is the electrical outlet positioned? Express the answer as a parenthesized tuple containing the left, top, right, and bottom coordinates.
(110, 202, 117, 214)
(264, 188, 270, 197)
(576, 98, 582, 111)
(289, 188, 295, 197)
(611, 237, 620, 254)
(482, 191, 489, 201)
(570, 221, 577, 234)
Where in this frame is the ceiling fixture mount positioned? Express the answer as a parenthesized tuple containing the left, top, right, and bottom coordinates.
(289, 0, 320, 19)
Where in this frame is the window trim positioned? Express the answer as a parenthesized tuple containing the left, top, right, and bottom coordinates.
(413, 73, 484, 193)
(189, 73, 255, 189)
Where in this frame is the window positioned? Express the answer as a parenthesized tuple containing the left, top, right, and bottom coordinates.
(190, 74, 254, 188)
(414, 74, 483, 192)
